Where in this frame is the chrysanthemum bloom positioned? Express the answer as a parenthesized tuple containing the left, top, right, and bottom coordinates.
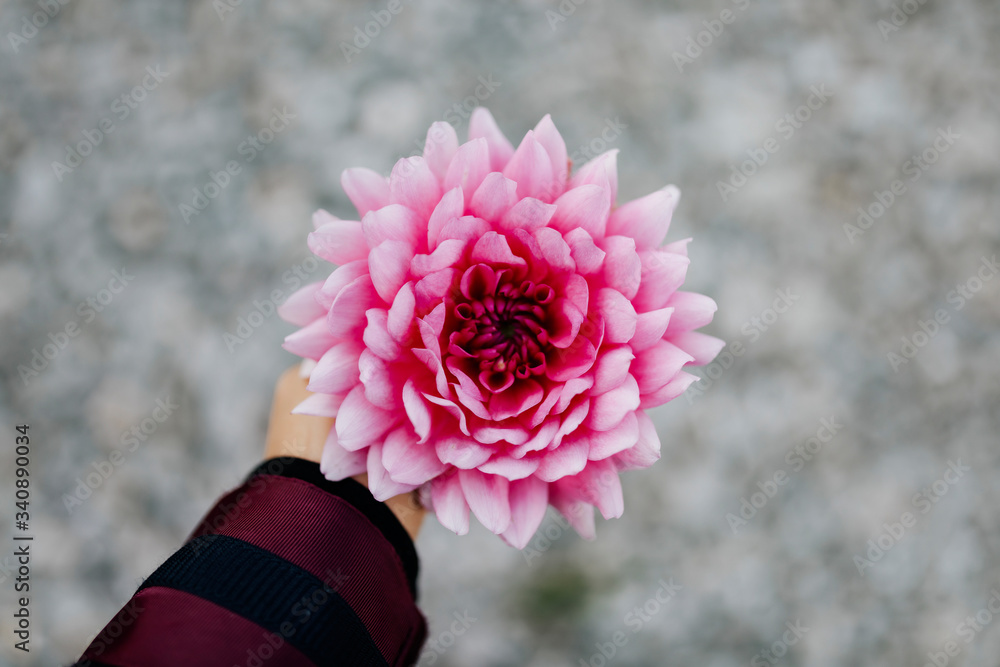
(280, 109, 723, 548)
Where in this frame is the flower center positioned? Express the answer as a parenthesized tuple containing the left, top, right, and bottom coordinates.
(445, 267, 555, 393)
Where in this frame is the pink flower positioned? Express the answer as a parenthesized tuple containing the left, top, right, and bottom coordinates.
(281, 109, 723, 548)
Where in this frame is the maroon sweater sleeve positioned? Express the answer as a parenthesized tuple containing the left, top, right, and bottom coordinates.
(71, 457, 428, 667)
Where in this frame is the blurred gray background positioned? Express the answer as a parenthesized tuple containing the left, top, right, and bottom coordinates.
(1, 0, 999, 665)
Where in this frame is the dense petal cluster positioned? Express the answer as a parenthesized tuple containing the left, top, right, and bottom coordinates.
(280, 110, 723, 548)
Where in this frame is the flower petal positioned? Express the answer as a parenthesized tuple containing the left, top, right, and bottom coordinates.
(444, 138, 490, 208)
(533, 114, 568, 196)
(560, 459, 623, 520)
(535, 435, 589, 482)
(382, 426, 449, 485)
(368, 240, 414, 304)
(638, 370, 700, 409)
(341, 167, 390, 218)
(390, 156, 441, 221)
(335, 384, 397, 451)
(586, 373, 640, 432)
(564, 228, 606, 275)
(362, 204, 423, 249)
(402, 378, 432, 443)
(293, 392, 344, 418)
(503, 131, 555, 202)
(327, 274, 379, 338)
(499, 197, 557, 233)
(670, 331, 726, 366)
(663, 292, 718, 334)
(633, 340, 693, 395)
(630, 307, 673, 352)
(588, 411, 639, 461)
(613, 410, 661, 470)
(549, 184, 611, 238)
(607, 185, 680, 250)
(436, 434, 493, 469)
(488, 379, 544, 421)
(551, 488, 596, 540)
(308, 341, 363, 394)
(309, 213, 368, 265)
(387, 281, 416, 343)
(358, 349, 400, 408)
(469, 107, 515, 171)
(478, 455, 541, 481)
(320, 428, 367, 481)
(367, 441, 420, 502)
(591, 346, 635, 395)
(363, 309, 401, 360)
(570, 150, 618, 208)
(427, 186, 464, 250)
(459, 469, 511, 535)
(411, 238, 467, 278)
(634, 251, 690, 311)
(424, 121, 459, 183)
(471, 231, 527, 267)
(278, 281, 326, 326)
(500, 476, 549, 549)
(601, 235, 641, 300)
(318, 259, 368, 309)
(595, 287, 637, 345)
(283, 317, 337, 361)
(431, 473, 470, 535)
(469, 172, 519, 222)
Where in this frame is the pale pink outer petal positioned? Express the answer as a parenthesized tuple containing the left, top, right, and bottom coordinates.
(663, 292, 719, 334)
(500, 476, 550, 549)
(469, 172, 519, 222)
(278, 281, 326, 326)
(327, 274, 379, 338)
(550, 488, 596, 540)
(436, 435, 494, 469)
(427, 186, 464, 250)
(534, 435, 589, 482)
(564, 228, 606, 275)
(570, 150, 618, 208)
(634, 251, 690, 311)
(431, 473, 470, 535)
(444, 138, 490, 208)
(499, 197, 557, 233)
(601, 235, 642, 300)
(381, 427, 449, 485)
(362, 204, 423, 249)
(595, 288, 638, 345)
(283, 317, 337, 361)
(387, 281, 416, 342)
(613, 410, 661, 470)
(469, 107, 515, 171)
(368, 240, 414, 303)
(633, 340, 694, 395)
(607, 185, 680, 250)
(638, 371, 700, 409)
(367, 441, 420, 502)
(309, 213, 369, 265)
(532, 114, 569, 196)
(591, 346, 635, 395)
(587, 411, 640, 461)
(549, 185, 610, 238)
(292, 392, 344, 418)
(411, 239, 467, 278)
(630, 307, 673, 352)
(560, 459, 624, 520)
(670, 331, 726, 366)
(586, 373, 640, 431)
(390, 156, 441, 221)
(308, 341, 363, 394)
(320, 428, 367, 481)
(363, 309, 402, 361)
(341, 167, 390, 218)
(358, 350, 400, 408)
(477, 455, 541, 481)
(318, 259, 368, 309)
(502, 131, 555, 202)
(335, 384, 397, 451)
(459, 469, 512, 535)
(402, 378, 433, 443)
(423, 121, 459, 183)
